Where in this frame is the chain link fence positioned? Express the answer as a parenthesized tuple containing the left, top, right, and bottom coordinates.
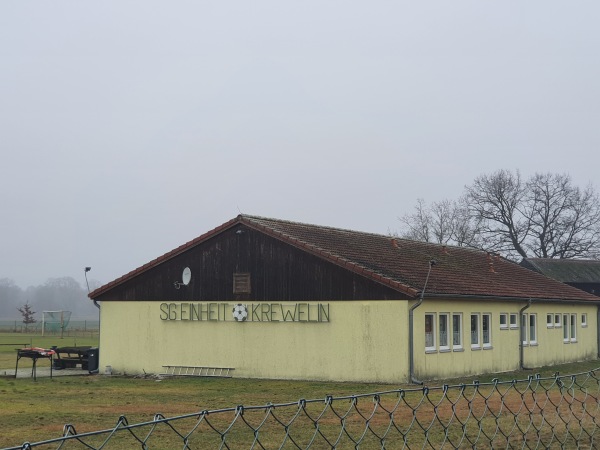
(5, 368, 600, 449)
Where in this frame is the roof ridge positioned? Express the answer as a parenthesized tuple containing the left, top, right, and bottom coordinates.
(240, 214, 383, 236)
(525, 257, 600, 263)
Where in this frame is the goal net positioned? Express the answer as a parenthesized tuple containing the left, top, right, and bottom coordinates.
(42, 311, 72, 336)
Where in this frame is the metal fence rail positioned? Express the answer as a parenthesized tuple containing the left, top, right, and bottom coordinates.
(5, 369, 600, 449)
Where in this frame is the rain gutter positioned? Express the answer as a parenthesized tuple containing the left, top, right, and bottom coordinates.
(424, 293, 600, 305)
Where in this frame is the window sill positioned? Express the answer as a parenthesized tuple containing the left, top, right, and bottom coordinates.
(453, 348, 464, 352)
(571, 340, 578, 343)
(471, 346, 481, 351)
(483, 345, 493, 350)
(439, 348, 451, 353)
(425, 349, 437, 354)
(530, 342, 538, 347)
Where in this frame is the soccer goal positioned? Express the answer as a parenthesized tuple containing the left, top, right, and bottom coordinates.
(42, 310, 72, 337)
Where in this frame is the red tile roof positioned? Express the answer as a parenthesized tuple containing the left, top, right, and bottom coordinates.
(89, 215, 600, 303)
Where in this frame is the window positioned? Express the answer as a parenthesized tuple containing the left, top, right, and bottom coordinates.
(554, 314, 562, 328)
(439, 313, 450, 351)
(570, 314, 577, 342)
(471, 314, 480, 349)
(546, 314, 553, 328)
(529, 314, 537, 345)
(500, 313, 508, 329)
(482, 314, 492, 348)
(563, 314, 570, 343)
(521, 313, 537, 345)
(582, 313, 588, 328)
(521, 314, 528, 345)
(425, 314, 436, 351)
(452, 313, 463, 350)
(510, 313, 518, 329)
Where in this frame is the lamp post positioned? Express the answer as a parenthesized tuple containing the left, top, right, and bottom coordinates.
(84, 267, 91, 293)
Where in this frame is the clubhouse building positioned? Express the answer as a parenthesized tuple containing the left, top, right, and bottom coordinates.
(89, 215, 600, 383)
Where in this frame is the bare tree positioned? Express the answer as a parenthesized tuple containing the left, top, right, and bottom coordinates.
(0, 278, 23, 318)
(525, 173, 600, 259)
(399, 198, 432, 242)
(398, 197, 480, 247)
(451, 196, 483, 248)
(400, 170, 600, 260)
(465, 169, 530, 259)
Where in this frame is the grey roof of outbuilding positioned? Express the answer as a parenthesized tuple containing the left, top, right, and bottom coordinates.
(520, 258, 600, 284)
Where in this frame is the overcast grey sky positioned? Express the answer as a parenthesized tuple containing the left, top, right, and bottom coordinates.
(1, 1, 599, 290)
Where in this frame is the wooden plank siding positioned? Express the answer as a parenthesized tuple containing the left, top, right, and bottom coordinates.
(95, 224, 410, 302)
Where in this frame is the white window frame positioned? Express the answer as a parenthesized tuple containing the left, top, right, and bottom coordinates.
(582, 313, 588, 328)
(570, 314, 577, 342)
(529, 313, 537, 345)
(521, 314, 528, 346)
(563, 314, 570, 343)
(554, 314, 562, 328)
(510, 313, 518, 329)
(452, 313, 463, 351)
(471, 313, 481, 349)
(546, 313, 553, 328)
(482, 313, 492, 348)
(499, 313, 508, 330)
(425, 313, 436, 352)
(439, 313, 450, 351)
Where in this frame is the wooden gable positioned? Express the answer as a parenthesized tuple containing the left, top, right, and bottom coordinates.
(93, 223, 410, 302)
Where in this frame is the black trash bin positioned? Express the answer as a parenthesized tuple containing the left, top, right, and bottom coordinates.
(87, 348, 99, 373)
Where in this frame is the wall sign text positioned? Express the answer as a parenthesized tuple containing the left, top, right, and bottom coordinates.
(159, 302, 330, 323)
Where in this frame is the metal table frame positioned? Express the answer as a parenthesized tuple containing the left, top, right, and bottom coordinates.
(15, 349, 55, 380)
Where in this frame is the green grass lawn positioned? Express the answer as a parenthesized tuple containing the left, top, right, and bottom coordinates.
(1, 332, 599, 449)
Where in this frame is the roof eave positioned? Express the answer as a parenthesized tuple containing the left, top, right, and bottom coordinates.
(88, 217, 242, 299)
(425, 293, 600, 304)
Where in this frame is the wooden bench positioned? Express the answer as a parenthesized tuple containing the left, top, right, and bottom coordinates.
(53, 346, 92, 370)
(161, 365, 234, 378)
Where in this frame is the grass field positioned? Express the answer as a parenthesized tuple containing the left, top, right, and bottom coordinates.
(1, 333, 600, 449)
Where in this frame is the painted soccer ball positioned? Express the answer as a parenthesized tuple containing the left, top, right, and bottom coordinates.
(232, 304, 248, 322)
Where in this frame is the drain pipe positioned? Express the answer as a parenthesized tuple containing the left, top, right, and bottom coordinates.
(519, 299, 532, 370)
(409, 259, 436, 385)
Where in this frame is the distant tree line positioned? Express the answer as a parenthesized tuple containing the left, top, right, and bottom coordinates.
(0, 277, 99, 320)
(398, 170, 600, 261)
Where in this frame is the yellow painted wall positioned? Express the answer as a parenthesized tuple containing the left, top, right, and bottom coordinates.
(412, 300, 598, 381)
(99, 301, 410, 383)
(523, 303, 597, 368)
(99, 299, 597, 383)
